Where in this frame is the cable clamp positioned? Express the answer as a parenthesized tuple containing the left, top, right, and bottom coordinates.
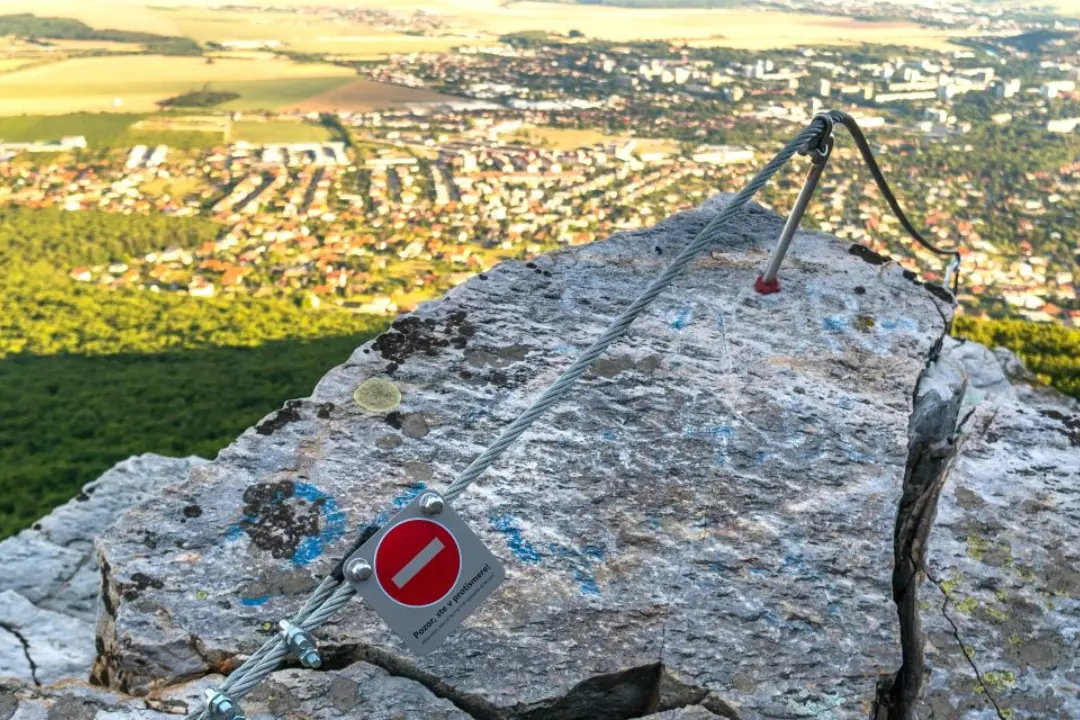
(280, 619, 322, 669)
(205, 689, 246, 720)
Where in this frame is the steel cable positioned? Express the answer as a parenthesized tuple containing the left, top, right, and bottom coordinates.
(185, 111, 952, 718)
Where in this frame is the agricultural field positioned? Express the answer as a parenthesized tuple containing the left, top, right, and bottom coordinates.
(285, 78, 463, 113)
(0, 55, 355, 115)
(2, 0, 974, 52)
(0, 113, 142, 145)
(230, 119, 332, 144)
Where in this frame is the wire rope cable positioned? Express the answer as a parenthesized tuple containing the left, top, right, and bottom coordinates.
(184, 112, 954, 718)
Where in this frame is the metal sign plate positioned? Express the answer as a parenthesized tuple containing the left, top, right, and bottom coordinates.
(346, 492, 505, 655)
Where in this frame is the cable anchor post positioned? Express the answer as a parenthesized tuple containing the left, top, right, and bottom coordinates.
(755, 129, 834, 295)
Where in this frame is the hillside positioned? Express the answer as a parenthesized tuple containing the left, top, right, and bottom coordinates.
(1, 194, 1076, 720)
(0, 207, 387, 537)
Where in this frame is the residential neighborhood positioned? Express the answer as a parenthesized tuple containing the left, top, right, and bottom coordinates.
(1, 10, 1078, 324)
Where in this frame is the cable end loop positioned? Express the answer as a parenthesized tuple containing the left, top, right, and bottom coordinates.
(754, 275, 781, 295)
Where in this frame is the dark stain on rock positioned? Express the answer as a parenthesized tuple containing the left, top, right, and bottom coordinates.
(401, 413, 430, 439)
(465, 344, 530, 369)
(404, 460, 434, 482)
(122, 572, 164, 601)
(256, 400, 303, 436)
(592, 354, 663, 378)
(376, 434, 403, 450)
(317, 402, 335, 419)
(47, 698, 96, 720)
(75, 492, 90, 502)
(385, 411, 404, 429)
(848, 244, 890, 265)
(242, 567, 316, 599)
(372, 311, 476, 370)
(328, 676, 361, 712)
(248, 680, 302, 715)
(183, 505, 203, 518)
(953, 486, 985, 510)
(924, 283, 954, 303)
(239, 481, 324, 561)
(854, 285, 866, 295)
(1040, 409, 1080, 446)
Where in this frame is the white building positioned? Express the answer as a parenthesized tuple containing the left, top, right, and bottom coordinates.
(691, 146, 755, 165)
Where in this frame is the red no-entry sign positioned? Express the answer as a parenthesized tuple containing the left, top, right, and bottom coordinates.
(347, 491, 506, 655)
(374, 519, 462, 607)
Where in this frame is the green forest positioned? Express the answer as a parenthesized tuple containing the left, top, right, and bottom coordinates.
(954, 315, 1080, 400)
(0, 13, 202, 55)
(0, 207, 386, 537)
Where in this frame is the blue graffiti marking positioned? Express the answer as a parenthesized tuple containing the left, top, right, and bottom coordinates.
(671, 305, 694, 331)
(241, 596, 269, 607)
(491, 515, 542, 563)
(879, 317, 918, 332)
(823, 315, 849, 332)
(224, 481, 347, 568)
(581, 545, 605, 561)
(373, 483, 427, 526)
(574, 569, 601, 597)
(550, 543, 604, 597)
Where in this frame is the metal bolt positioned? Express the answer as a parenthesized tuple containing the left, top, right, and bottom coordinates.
(419, 492, 445, 515)
(205, 689, 246, 720)
(344, 557, 373, 583)
(279, 619, 322, 669)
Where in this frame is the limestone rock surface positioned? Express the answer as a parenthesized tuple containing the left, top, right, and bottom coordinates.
(923, 339, 1080, 719)
(0, 661, 471, 718)
(0, 454, 204, 685)
(94, 195, 957, 718)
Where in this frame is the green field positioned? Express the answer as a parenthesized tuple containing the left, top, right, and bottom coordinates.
(231, 120, 332, 144)
(0, 113, 142, 144)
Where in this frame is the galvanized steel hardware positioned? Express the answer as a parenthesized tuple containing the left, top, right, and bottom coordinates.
(279, 619, 322, 669)
(205, 689, 246, 720)
(344, 556, 373, 583)
(419, 492, 445, 515)
(755, 124, 835, 295)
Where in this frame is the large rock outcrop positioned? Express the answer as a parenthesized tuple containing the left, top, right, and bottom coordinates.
(92, 195, 954, 717)
(1, 195, 1076, 719)
(0, 454, 205, 686)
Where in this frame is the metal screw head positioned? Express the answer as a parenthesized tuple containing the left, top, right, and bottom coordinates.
(344, 557, 373, 583)
(419, 492, 445, 515)
(205, 689, 246, 720)
(301, 648, 323, 669)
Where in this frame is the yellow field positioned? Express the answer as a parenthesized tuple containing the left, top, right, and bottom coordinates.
(291, 36, 493, 57)
(0, 55, 355, 115)
(0, 0, 184, 35)
(1, 0, 972, 52)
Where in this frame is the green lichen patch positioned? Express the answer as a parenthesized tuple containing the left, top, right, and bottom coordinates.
(353, 377, 402, 413)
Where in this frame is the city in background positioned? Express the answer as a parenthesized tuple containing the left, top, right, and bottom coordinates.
(1, 0, 1079, 534)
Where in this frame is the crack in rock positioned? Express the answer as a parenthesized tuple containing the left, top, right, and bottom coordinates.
(0, 622, 39, 686)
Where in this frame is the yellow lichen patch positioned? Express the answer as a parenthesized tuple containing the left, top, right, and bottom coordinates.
(985, 606, 1010, 622)
(967, 535, 990, 561)
(956, 596, 979, 614)
(1008, 633, 1023, 647)
(940, 573, 962, 597)
(353, 377, 402, 413)
(981, 670, 1017, 692)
